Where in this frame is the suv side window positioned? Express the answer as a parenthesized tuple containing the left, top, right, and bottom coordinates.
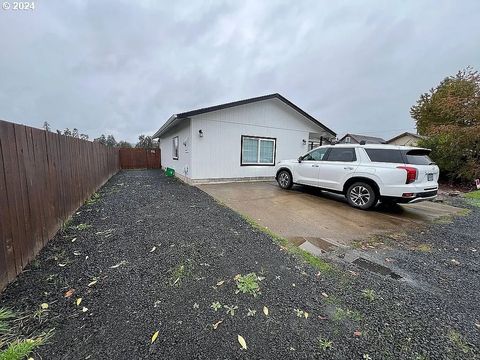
(325, 148, 357, 162)
(365, 149, 404, 163)
(303, 148, 328, 161)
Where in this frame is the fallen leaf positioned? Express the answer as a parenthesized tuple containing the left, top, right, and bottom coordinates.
(71, 237, 77, 242)
(304, 312, 309, 319)
(64, 289, 75, 298)
(110, 260, 127, 269)
(237, 335, 247, 350)
(76, 298, 82, 306)
(150, 246, 156, 253)
(58, 263, 67, 267)
(151, 331, 159, 344)
(263, 306, 269, 316)
(40, 303, 49, 310)
(321, 292, 328, 298)
(212, 320, 223, 330)
(216, 280, 225, 286)
(88, 280, 97, 287)
(234, 274, 241, 281)
(318, 315, 328, 320)
(82, 307, 88, 312)
(354, 330, 362, 337)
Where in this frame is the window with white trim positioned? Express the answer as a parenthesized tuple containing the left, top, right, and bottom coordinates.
(172, 136, 179, 160)
(241, 136, 276, 166)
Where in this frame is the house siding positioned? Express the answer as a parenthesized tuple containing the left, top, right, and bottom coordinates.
(159, 118, 192, 178)
(388, 134, 421, 146)
(190, 98, 330, 180)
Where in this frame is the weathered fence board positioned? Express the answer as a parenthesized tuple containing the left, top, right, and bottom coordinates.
(119, 148, 161, 169)
(0, 119, 120, 291)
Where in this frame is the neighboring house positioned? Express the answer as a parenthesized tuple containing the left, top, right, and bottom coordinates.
(387, 132, 424, 146)
(337, 133, 386, 144)
(152, 93, 336, 183)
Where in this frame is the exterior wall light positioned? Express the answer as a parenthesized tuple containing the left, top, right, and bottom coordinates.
(199, 129, 204, 137)
(302, 139, 306, 145)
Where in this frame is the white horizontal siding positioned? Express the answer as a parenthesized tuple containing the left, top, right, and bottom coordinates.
(159, 118, 191, 177)
(190, 98, 330, 180)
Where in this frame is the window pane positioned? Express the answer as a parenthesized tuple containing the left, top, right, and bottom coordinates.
(326, 148, 356, 162)
(404, 150, 433, 165)
(242, 138, 258, 163)
(365, 149, 404, 163)
(259, 140, 274, 163)
(172, 136, 179, 159)
(305, 148, 327, 161)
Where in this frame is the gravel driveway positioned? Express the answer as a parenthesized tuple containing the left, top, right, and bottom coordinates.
(1, 170, 479, 359)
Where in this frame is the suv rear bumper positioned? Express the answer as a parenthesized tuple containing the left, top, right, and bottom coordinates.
(383, 190, 438, 204)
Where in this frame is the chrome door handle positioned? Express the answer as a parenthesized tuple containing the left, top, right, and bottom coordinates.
(344, 167, 354, 170)
(312, 164, 319, 168)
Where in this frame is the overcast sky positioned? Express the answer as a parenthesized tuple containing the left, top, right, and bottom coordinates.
(1, 0, 479, 143)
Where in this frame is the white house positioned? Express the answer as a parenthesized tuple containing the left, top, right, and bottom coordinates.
(152, 93, 336, 184)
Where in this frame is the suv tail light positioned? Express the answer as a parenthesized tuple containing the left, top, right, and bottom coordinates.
(397, 166, 417, 184)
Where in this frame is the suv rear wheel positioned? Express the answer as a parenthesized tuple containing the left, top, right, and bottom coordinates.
(277, 170, 293, 190)
(346, 182, 377, 210)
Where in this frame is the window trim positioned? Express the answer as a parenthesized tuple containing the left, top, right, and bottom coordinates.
(240, 135, 277, 166)
(172, 136, 179, 160)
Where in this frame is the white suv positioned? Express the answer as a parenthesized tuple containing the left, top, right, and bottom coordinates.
(275, 144, 439, 210)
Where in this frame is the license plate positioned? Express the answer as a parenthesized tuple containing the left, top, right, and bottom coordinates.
(427, 173, 434, 181)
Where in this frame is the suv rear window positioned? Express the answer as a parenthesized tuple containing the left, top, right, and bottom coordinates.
(404, 149, 433, 165)
(365, 149, 404, 163)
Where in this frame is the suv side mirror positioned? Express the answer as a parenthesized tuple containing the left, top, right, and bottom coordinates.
(298, 156, 303, 163)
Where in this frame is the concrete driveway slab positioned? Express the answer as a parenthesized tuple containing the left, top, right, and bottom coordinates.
(198, 181, 464, 247)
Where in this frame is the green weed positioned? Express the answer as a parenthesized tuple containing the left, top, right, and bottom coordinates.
(169, 262, 193, 286)
(318, 337, 333, 351)
(85, 192, 101, 205)
(332, 307, 362, 322)
(235, 273, 261, 297)
(210, 302, 222, 312)
(0, 339, 42, 360)
(447, 329, 471, 354)
(0, 309, 14, 334)
(361, 289, 378, 302)
(73, 223, 91, 231)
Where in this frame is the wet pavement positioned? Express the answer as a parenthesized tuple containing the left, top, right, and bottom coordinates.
(198, 181, 464, 251)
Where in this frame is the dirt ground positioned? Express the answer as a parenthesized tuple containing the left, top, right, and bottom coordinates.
(1, 170, 478, 359)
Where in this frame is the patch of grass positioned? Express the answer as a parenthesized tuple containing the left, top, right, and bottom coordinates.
(73, 223, 92, 231)
(0, 338, 43, 360)
(0, 309, 14, 334)
(332, 307, 362, 322)
(415, 243, 432, 253)
(60, 217, 73, 232)
(85, 192, 101, 205)
(465, 190, 480, 207)
(0, 309, 52, 360)
(235, 273, 261, 297)
(447, 329, 471, 354)
(169, 261, 193, 287)
(361, 289, 378, 302)
(241, 215, 335, 274)
(318, 337, 333, 351)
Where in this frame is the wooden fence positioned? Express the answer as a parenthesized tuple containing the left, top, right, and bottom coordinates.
(0, 120, 120, 291)
(119, 148, 161, 169)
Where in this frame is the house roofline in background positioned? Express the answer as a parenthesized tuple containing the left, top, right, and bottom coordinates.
(152, 93, 336, 139)
(386, 131, 424, 143)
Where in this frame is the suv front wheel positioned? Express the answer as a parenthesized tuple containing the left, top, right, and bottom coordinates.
(346, 182, 377, 210)
(277, 170, 293, 190)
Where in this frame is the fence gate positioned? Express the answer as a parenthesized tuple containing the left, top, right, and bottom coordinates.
(119, 148, 161, 169)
